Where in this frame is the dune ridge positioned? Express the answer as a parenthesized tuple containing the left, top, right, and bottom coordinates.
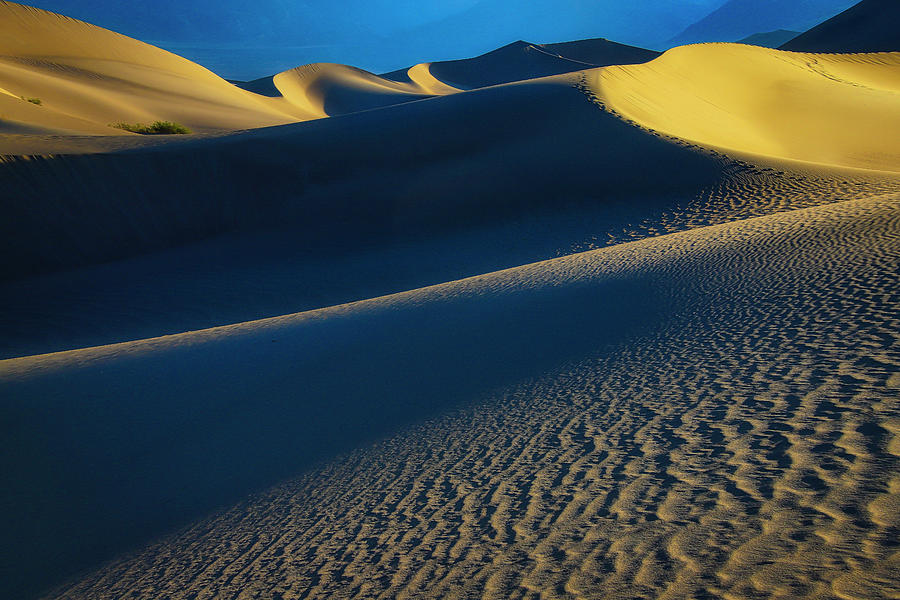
(585, 43, 900, 171)
(3, 42, 899, 283)
(14, 191, 899, 600)
(0, 1, 305, 133)
(0, 3, 665, 137)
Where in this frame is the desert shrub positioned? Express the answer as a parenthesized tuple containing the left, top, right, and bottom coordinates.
(112, 120, 192, 135)
(22, 96, 42, 105)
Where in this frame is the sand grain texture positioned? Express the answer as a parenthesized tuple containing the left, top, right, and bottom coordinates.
(23, 193, 900, 600)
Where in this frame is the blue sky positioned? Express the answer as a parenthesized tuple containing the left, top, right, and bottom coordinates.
(23, 1, 850, 79)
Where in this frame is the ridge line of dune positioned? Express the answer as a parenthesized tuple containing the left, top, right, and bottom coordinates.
(4, 193, 897, 379)
(578, 43, 900, 172)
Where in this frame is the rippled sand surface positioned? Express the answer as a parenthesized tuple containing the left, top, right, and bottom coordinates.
(37, 193, 900, 600)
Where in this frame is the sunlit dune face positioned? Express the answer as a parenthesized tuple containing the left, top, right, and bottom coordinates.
(586, 43, 900, 171)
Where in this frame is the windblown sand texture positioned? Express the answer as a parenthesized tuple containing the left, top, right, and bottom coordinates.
(1, 2, 899, 600)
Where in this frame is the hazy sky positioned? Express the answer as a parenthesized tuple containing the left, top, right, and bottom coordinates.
(22, 0, 847, 79)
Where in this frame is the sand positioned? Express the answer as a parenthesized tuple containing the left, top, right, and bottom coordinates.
(5, 189, 899, 600)
(1, 2, 899, 599)
(0, 2, 305, 133)
(589, 43, 900, 171)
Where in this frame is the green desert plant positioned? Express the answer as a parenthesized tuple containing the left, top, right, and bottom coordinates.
(112, 120, 191, 135)
(22, 96, 42, 105)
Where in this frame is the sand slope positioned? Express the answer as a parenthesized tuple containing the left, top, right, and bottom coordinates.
(271, 62, 455, 119)
(3, 192, 898, 600)
(0, 4, 659, 136)
(587, 43, 900, 171)
(4, 42, 898, 282)
(0, 71, 733, 281)
(0, 2, 307, 133)
(259, 37, 659, 119)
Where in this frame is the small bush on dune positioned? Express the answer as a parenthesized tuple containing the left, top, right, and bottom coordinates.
(112, 120, 192, 135)
(22, 96, 42, 105)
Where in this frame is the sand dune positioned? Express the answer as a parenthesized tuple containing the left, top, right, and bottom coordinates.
(383, 39, 658, 91)
(5, 192, 899, 600)
(0, 3, 659, 137)
(271, 62, 454, 119)
(4, 42, 898, 282)
(245, 37, 659, 119)
(0, 70, 734, 281)
(2, 4, 899, 599)
(0, 2, 306, 133)
(587, 43, 900, 171)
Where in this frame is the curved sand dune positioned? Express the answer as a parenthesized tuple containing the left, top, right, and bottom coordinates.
(384, 39, 655, 91)
(0, 4, 660, 135)
(5, 192, 898, 600)
(228, 37, 660, 119)
(272, 62, 457, 119)
(0, 1, 307, 134)
(0, 71, 732, 281)
(5, 41, 899, 280)
(586, 43, 900, 171)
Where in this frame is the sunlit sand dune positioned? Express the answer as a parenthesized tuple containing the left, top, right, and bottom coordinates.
(271, 62, 456, 119)
(245, 37, 660, 118)
(0, 2, 305, 133)
(587, 43, 900, 171)
(4, 42, 898, 281)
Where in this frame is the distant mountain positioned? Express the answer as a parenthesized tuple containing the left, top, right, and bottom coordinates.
(381, 0, 723, 63)
(780, 0, 900, 53)
(382, 38, 659, 90)
(668, 0, 857, 46)
(738, 30, 801, 48)
(539, 38, 660, 66)
(18, 0, 720, 78)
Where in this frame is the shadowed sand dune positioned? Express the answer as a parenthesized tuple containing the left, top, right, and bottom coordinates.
(383, 39, 659, 91)
(270, 62, 455, 119)
(240, 37, 660, 118)
(0, 71, 728, 281)
(3, 43, 898, 282)
(781, 0, 900, 54)
(2, 4, 900, 599)
(4, 192, 899, 600)
(737, 29, 802, 48)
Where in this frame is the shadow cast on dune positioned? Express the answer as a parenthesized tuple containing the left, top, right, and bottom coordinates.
(0, 78, 723, 281)
(2, 262, 667, 599)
